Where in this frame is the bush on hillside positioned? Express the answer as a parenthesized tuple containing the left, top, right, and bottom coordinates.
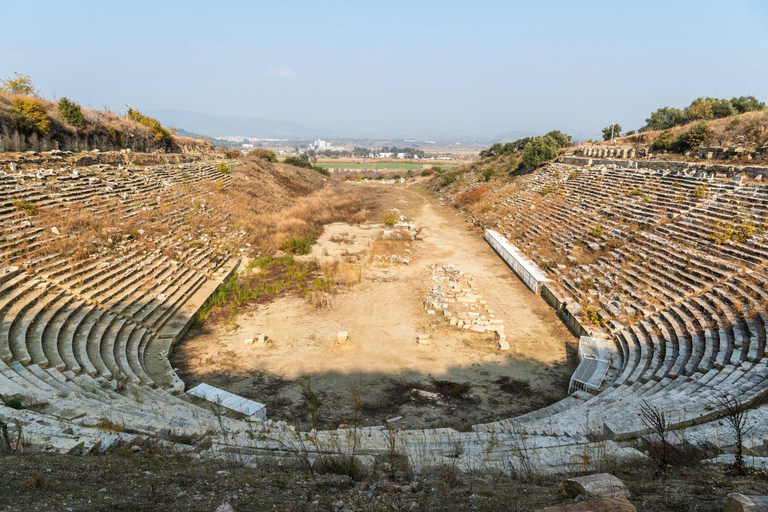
(283, 156, 313, 169)
(248, 148, 276, 162)
(127, 108, 172, 144)
(519, 136, 558, 169)
(223, 149, 242, 159)
(57, 97, 84, 127)
(11, 96, 51, 135)
(678, 121, 712, 150)
(651, 130, 677, 151)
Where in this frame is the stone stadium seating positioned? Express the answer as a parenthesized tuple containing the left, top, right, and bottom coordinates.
(2, 158, 768, 476)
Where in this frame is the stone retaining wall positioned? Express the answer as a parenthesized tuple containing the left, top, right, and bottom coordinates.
(559, 155, 768, 178)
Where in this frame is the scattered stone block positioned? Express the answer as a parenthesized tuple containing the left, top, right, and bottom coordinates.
(724, 493, 768, 512)
(337, 331, 349, 343)
(537, 498, 636, 512)
(417, 334, 430, 345)
(559, 473, 630, 500)
(243, 338, 253, 345)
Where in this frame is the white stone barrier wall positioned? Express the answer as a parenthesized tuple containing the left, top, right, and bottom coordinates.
(484, 229, 551, 295)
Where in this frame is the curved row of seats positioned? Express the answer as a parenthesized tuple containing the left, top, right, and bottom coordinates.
(473, 164, 768, 442)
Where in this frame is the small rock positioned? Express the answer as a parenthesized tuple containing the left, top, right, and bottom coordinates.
(130, 445, 142, 452)
(215, 504, 235, 512)
(724, 493, 768, 512)
(51, 226, 61, 236)
(559, 473, 630, 500)
(98, 488, 107, 493)
(537, 498, 636, 512)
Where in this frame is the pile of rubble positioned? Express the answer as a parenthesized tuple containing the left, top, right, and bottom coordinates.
(371, 211, 420, 266)
(424, 264, 509, 350)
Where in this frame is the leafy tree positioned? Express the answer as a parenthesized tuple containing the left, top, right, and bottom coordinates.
(704, 97, 736, 118)
(1, 72, 35, 95)
(625, 130, 636, 136)
(520, 136, 558, 169)
(479, 142, 504, 159)
(57, 97, 84, 127)
(730, 95, 767, 114)
(11, 96, 51, 135)
(684, 98, 713, 121)
(544, 130, 572, 148)
(601, 124, 622, 141)
(643, 107, 686, 131)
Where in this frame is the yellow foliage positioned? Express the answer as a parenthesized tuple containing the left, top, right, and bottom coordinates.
(11, 96, 51, 135)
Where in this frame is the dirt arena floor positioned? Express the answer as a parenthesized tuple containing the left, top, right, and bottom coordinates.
(173, 184, 577, 431)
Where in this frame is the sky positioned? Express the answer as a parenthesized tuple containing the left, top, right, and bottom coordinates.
(1, 0, 767, 140)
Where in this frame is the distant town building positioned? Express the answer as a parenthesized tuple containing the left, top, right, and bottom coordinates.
(309, 139, 335, 151)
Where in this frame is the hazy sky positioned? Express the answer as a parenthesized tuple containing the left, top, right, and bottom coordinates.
(2, 0, 767, 139)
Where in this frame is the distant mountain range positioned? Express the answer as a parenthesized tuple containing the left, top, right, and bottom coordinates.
(147, 110, 319, 139)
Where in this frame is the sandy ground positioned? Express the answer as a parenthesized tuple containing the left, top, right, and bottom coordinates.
(174, 184, 577, 430)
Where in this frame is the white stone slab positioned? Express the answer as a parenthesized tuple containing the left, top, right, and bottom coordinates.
(187, 383, 267, 420)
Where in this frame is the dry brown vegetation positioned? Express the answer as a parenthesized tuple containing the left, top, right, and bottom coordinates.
(22, 159, 371, 272)
(0, 90, 212, 153)
(614, 110, 768, 149)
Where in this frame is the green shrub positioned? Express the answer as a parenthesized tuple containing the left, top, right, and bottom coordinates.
(2, 396, 23, 410)
(693, 185, 708, 199)
(11, 96, 50, 135)
(441, 171, 459, 187)
(678, 121, 712, 150)
(283, 156, 313, 169)
(217, 163, 230, 173)
(651, 131, 677, 151)
(483, 167, 496, 181)
(383, 213, 397, 226)
(57, 97, 84, 127)
(280, 234, 315, 255)
(223, 149, 242, 159)
(127, 108, 171, 144)
(12, 199, 38, 216)
(420, 168, 434, 177)
(247, 148, 276, 162)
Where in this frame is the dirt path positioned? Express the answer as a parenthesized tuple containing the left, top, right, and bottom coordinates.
(174, 183, 576, 431)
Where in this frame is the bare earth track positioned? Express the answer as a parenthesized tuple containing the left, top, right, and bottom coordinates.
(175, 184, 576, 430)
